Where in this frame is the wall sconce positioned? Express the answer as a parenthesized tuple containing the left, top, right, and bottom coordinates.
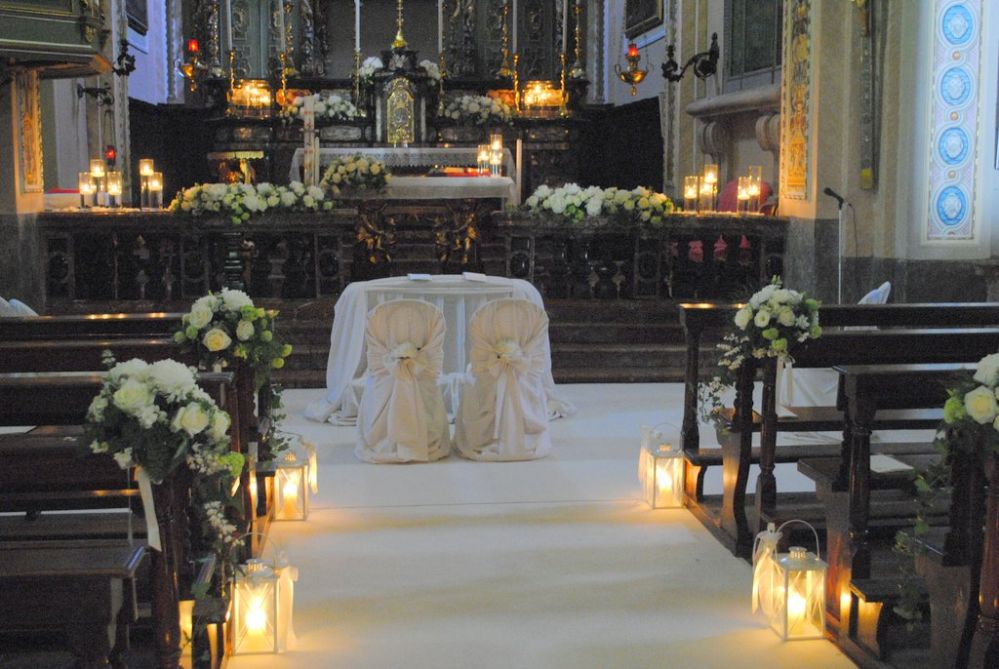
(662, 32, 720, 83)
(179, 38, 209, 93)
(638, 424, 683, 509)
(753, 521, 827, 640)
(615, 42, 647, 96)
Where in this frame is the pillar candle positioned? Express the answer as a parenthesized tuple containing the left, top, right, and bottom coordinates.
(437, 0, 443, 54)
(355, 0, 361, 52)
(225, 0, 233, 52)
(512, 0, 517, 54)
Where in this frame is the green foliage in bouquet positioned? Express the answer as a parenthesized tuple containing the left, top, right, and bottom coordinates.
(174, 288, 293, 391)
(697, 277, 821, 427)
(84, 355, 244, 567)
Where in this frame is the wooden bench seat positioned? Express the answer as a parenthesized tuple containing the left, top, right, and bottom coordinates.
(0, 539, 146, 668)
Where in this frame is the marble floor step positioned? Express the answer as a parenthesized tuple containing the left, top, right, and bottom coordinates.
(548, 321, 679, 344)
(544, 299, 680, 324)
(550, 343, 686, 369)
(552, 366, 682, 384)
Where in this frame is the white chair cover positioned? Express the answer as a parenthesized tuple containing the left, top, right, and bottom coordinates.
(455, 299, 551, 461)
(355, 300, 451, 463)
(8, 299, 38, 316)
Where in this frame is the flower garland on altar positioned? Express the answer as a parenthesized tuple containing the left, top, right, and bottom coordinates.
(319, 154, 390, 196)
(524, 183, 675, 226)
(168, 181, 333, 224)
(359, 56, 384, 84)
(278, 92, 362, 124)
(442, 94, 515, 126)
(85, 355, 244, 566)
(697, 278, 822, 425)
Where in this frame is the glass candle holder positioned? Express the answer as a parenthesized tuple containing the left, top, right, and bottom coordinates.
(698, 180, 716, 213)
(138, 159, 155, 178)
(683, 176, 700, 212)
(477, 144, 491, 175)
(703, 163, 719, 188)
(78, 172, 95, 208)
(737, 176, 751, 214)
(89, 159, 106, 180)
(747, 165, 763, 212)
(489, 148, 503, 177)
(148, 172, 164, 209)
(106, 171, 123, 208)
(489, 132, 504, 153)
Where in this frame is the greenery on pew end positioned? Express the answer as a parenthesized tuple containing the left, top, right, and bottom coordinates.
(697, 277, 822, 428)
(85, 354, 245, 573)
(894, 352, 999, 625)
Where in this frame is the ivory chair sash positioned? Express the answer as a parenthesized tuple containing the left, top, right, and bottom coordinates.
(355, 300, 451, 463)
(455, 299, 551, 461)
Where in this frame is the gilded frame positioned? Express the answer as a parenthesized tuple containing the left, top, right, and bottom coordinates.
(625, 0, 664, 39)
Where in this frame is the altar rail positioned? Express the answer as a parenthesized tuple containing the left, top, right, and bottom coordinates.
(38, 210, 787, 305)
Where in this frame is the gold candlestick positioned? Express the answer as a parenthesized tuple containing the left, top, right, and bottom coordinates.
(496, 1, 513, 79)
(353, 49, 362, 107)
(513, 54, 522, 112)
(570, 1, 585, 79)
(283, 0, 296, 76)
(559, 52, 568, 117)
(392, 0, 407, 50)
(437, 50, 447, 117)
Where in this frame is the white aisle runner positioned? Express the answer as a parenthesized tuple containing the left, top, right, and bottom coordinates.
(231, 384, 852, 669)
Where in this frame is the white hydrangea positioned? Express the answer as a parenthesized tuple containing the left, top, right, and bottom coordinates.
(220, 288, 253, 312)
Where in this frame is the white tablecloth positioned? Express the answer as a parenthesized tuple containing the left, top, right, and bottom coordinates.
(304, 275, 575, 424)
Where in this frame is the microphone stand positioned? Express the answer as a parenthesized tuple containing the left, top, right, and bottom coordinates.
(824, 187, 847, 304)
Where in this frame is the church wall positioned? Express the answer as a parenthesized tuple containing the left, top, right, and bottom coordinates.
(128, 0, 170, 105)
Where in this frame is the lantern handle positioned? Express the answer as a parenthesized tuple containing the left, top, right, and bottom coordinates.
(775, 519, 821, 557)
(238, 531, 290, 573)
(644, 421, 680, 454)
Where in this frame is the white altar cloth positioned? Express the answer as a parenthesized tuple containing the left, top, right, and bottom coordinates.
(304, 275, 576, 425)
(289, 147, 520, 204)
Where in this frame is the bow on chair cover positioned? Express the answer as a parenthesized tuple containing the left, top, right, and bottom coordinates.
(456, 299, 551, 461)
(355, 300, 451, 463)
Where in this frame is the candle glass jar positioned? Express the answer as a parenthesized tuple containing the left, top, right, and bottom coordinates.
(78, 172, 96, 208)
(737, 176, 751, 214)
(683, 176, 700, 212)
(698, 181, 715, 213)
(106, 171, 123, 208)
(489, 148, 503, 177)
(747, 165, 763, 212)
(148, 172, 164, 209)
(477, 144, 491, 175)
(703, 163, 719, 188)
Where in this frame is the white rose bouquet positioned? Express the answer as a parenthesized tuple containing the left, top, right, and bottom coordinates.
(420, 60, 442, 82)
(698, 278, 821, 423)
(359, 56, 384, 83)
(319, 154, 390, 196)
(442, 94, 515, 126)
(85, 356, 244, 557)
(278, 92, 362, 124)
(175, 289, 294, 391)
(168, 181, 333, 223)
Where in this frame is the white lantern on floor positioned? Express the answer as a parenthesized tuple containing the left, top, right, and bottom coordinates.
(764, 522, 826, 640)
(638, 424, 683, 508)
(274, 451, 309, 521)
(233, 559, 281, 654)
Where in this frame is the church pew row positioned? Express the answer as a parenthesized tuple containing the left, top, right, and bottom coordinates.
(821, 363, 998, 668)
(0, 371, 235, 669)
(0, 320, 277, 554)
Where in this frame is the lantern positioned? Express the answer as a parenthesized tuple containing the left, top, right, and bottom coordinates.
(763, 522, 826, 640)
(638, 425, 683, 508)
(232, 559, 292, 654)
(274, 452, 309, 521)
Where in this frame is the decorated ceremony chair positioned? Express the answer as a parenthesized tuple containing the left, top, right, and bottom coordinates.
(355, 299, 451, 463)
(455, 298, 551, 461)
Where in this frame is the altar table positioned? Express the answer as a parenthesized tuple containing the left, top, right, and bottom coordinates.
(304, 275, 575, 425)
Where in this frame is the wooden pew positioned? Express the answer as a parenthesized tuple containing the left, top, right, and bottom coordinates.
(0, 370, 235, 669)
(832, 363, 971, 665)
(678, 302, 999, 554)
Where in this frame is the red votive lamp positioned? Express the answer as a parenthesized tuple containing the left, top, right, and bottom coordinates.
(186, 39, 201, 55)
(627, 43, 639, 59)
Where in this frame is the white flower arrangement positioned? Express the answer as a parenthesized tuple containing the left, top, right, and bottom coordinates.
(442, 94, 514, 126)
(85, 356, 245, 557)
(168, 181, 333, 224)
(420, 60, 442, 82)
(278, 92, 362, 124)
(524, 183, 675, 226)
(175, 289, 294, 390)
(942, 352, 999, 434)
(359, 56, 384, 82)
(698, 278, 821, 424)
(319, 154, 390, 196)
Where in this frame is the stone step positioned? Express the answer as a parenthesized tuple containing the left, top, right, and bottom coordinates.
(272, 368, 326, 389)
(544, 299, 680, 324)
(553, 367, 683, 384)
(550, 343, 687, 369)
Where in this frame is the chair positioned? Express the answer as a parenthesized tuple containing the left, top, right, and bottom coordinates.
(355, 300, 451, 463)
(455, 299, 551, 461)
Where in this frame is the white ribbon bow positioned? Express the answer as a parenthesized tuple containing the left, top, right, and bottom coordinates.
(486, 339, 529, 440)
(135, 466, 162, 552)
(383, 341, 432, 448)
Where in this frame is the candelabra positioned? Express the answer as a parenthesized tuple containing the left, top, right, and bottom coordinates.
(496, 1, 514, 79)
(283, 0, 296, 76)
(569, 1, 585, 80)
(179, 39, 209, 92)
(208, 0, 222, 74)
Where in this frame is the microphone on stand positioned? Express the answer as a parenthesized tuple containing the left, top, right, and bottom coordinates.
(823, 187, 846, 210)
